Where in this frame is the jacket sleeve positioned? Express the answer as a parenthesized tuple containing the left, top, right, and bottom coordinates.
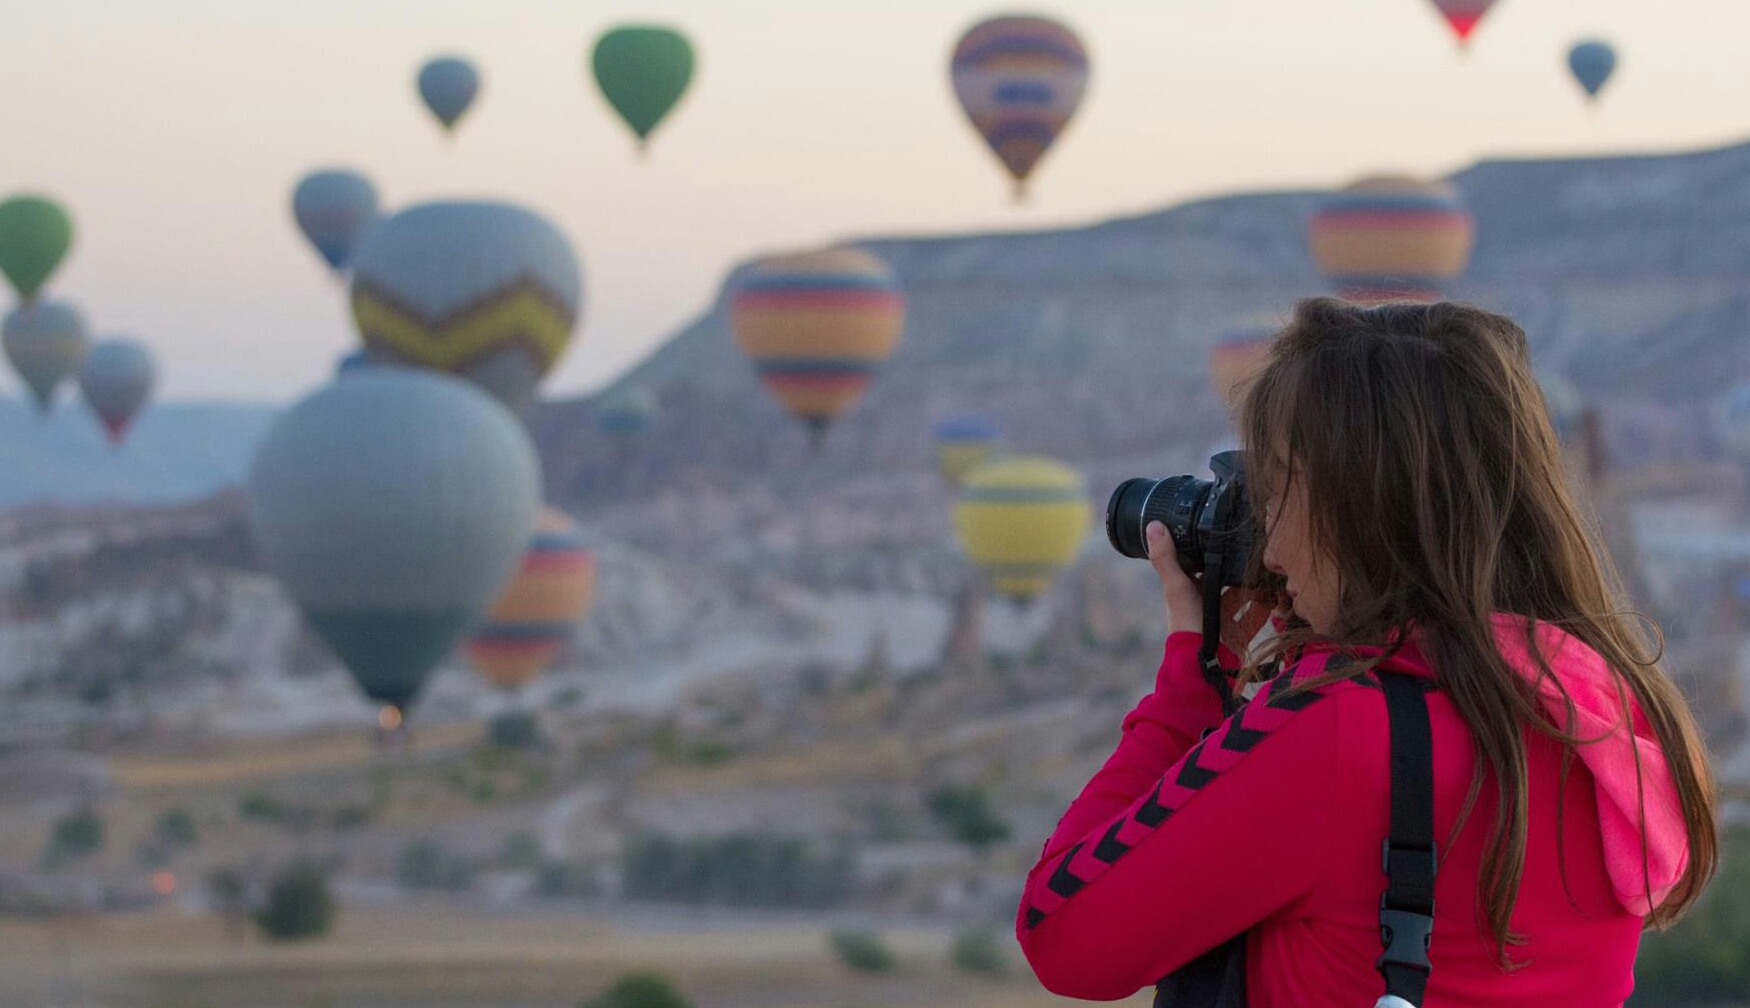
(1033, 632, 1236, 861)
(1016, 661, 1355, 1001)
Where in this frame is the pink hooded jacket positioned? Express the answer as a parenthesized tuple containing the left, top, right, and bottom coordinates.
(1017, 615, 1690, 1007)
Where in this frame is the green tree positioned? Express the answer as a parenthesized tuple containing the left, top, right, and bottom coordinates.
(499, 832, 543, 869)
(1630, 826, 1750, 1005)
(927, 785, 1012, 852)
(43, 806, 104, 865)
(489, 711, 541, 749)
(581, 972, 692, 1008)
(253, 861, 334, 941)
(829, 929, 896, 973)
(950, 927, 1010, 976)
(154, 807, 199, 848)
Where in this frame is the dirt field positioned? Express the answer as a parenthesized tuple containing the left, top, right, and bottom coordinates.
(0, 904, 1140, 1008)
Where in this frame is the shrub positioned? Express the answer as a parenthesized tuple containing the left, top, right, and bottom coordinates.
(44, 806, 104, 865)
(499, 832, 543, 869)
(489, 711, 541, 750)
(396, 840, 476, 891)
(154, 808, 198, 848)
(238, 792, 283, 822)
(621, 831, 854, 908)
(950, 927, 1009, 976)
(829, 929, 896, 973)
(1630, 826, 1750, 1005)
(253, 861, 334, 941)
(926, 785, 1012, 852)
(581, 971, 691, 1008)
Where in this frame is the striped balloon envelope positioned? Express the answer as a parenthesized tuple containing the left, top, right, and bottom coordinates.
(1308, 176, 1474, 306)
(954, 456, 1090, 602)
(465, 507, 595, 692)
(1209, 313, 1282, 408)
(951, 14, 1089, 202)
(1428, 0, 1499, 48)
(729, 248, 905, 448)
(933, 411, 1003, 486)
(78, 338, 156, 444)
(350, 201, 582, 413)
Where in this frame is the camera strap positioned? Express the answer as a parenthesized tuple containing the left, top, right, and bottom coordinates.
(1199, 482, 1242, 717)
(1377, 671, 1437, 1007)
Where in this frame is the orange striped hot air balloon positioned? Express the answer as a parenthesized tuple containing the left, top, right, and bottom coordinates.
(729, 248, 905, 449)
(951, 14, 1090, 202)
(1308, 176, 1474, 306)
(465, 508, 595, 692)
(1208, 313, 1280, 408)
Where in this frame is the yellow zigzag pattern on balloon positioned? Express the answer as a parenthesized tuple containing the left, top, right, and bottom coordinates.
(352, 280, 575, 371)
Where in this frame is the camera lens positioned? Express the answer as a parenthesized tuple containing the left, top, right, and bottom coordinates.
(1104, 475, 1209, 562)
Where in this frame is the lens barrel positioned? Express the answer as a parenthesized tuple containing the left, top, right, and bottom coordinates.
(1104, 475, 1210, 562)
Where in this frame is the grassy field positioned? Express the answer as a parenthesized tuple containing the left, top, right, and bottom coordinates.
(0, 904, 1134, 1008)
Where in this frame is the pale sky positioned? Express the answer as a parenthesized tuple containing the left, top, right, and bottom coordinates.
(4, 0, 1748, 404)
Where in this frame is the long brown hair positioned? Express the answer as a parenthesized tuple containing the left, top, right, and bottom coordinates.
(1237, 298, 1717, 964)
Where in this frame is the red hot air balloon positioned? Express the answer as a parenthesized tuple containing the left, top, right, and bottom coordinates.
(1428, 0, 1500, 49)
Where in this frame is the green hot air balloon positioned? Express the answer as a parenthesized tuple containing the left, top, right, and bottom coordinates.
(3, 300, 89, 412)
(0, 196, 74, 303)
(591, 25, 696, 155)
(248, 368, 540, 726)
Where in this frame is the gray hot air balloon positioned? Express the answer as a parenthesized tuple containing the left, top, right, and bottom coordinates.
(3, 299, 89, 412)
(292, 169, 380, 274)
(78, 338, 156, 443)
(349, 201, 583, 412)
(248, 368, 539, 724)
(417, 56, 480, 133)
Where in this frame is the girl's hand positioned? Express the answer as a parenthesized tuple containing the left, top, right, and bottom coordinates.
(1147, 521, 1278, 654)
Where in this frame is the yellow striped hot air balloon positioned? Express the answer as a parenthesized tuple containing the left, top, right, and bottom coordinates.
(729, 248, 905, 448)
(951, 14, 1090, 202)
(1308, 176, 1474, 306)
(954, 456, 1090, 602)
(465, 508, 596, 692)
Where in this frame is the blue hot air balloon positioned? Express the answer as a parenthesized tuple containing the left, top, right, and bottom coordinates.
(248, 368, 540, 724)
(1567, 40, 1618, 102)
(78, 338, 156, 444)
(292, 170, 379, 273)
(417, 56, 481, 133)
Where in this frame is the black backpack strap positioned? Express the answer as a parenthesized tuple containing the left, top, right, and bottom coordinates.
(1377, 671, 1437, 1006)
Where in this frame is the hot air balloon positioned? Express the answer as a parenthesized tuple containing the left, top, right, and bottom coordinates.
(1713, 382, 1750, 458)
(350, 201, 583, 412)
(417, 56, 480, 133)
(78, 339, 156, 444)
(729, 248, 904, 448)
(0, 195, 74, 303)
(954, 456, 1090, 602)
(933, 412, 1003, 486)
(591, 25, 695, 155)
(3, 300, 88, 413)
(951, 15, 1089, 202)
(1209, 314, 1281, 407)
(1568, 40, 1617, 102)
(248, 369, 540, 726)
(1308, 176, 1475, 305)
(1427, 0, 1499, 48)
(465, 508, 595, 692)
(292, 170, 379, 274)
(598, 384, 658, 438)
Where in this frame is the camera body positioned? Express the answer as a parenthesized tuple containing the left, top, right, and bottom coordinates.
(1105, 451, 1255, 587)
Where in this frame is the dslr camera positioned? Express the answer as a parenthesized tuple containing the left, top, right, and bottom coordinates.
(1105, 450, 1256, 588)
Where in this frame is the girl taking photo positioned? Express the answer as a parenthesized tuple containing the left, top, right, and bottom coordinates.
(1017, 299, 1718, 1006)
